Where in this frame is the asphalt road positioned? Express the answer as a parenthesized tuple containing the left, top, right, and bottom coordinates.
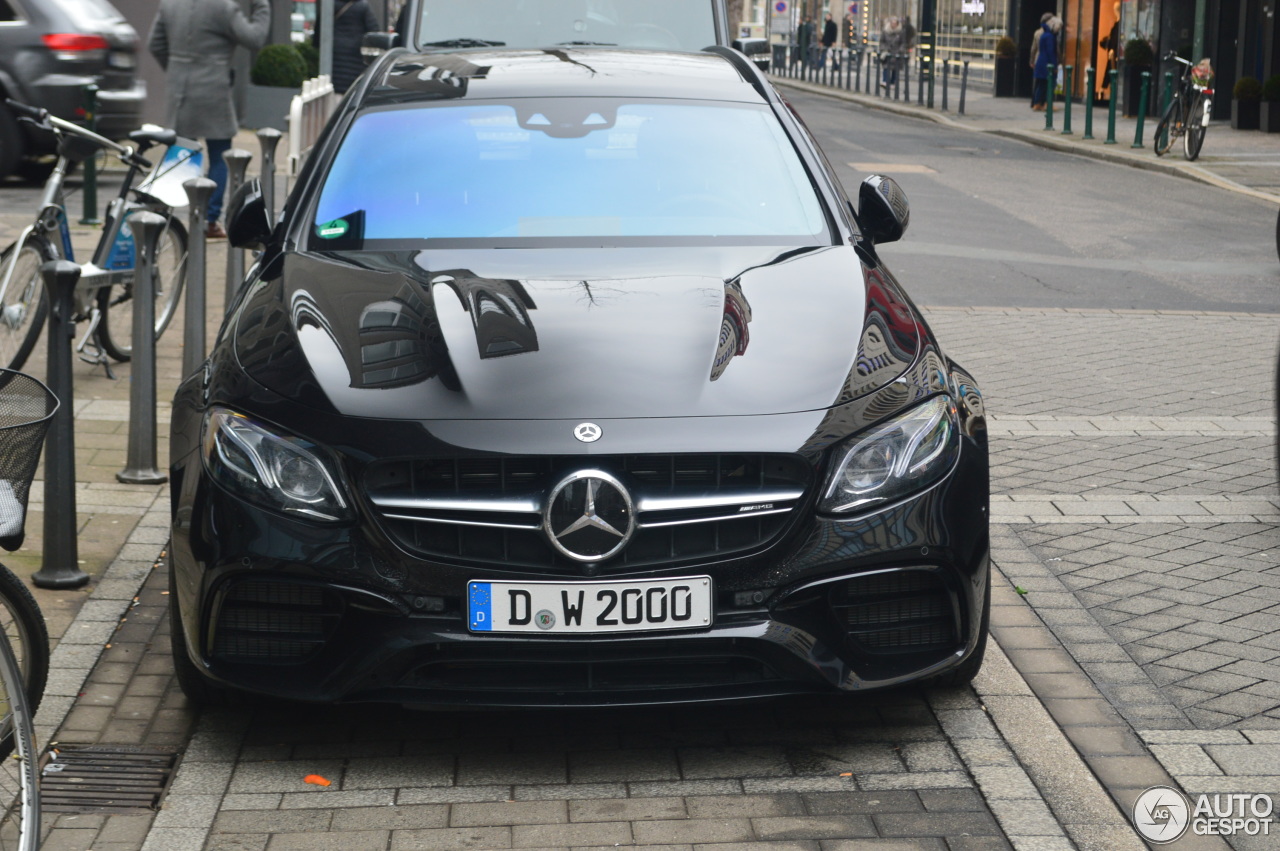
(783, 88, 1280, 314)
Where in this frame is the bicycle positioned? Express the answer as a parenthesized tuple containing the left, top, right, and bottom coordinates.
(1153, 52, 1214, 161)
(0, 368, 56, 851)
(0, 100, 190, 375)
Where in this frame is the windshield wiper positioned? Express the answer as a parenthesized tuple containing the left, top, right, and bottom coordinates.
(557, 41, 617, 45)
(421, 38, 506, 48)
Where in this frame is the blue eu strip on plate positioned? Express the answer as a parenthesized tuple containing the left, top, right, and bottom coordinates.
(469, 582, 493, 631)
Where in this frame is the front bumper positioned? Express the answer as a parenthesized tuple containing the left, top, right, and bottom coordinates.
(169, 444, 990, 707)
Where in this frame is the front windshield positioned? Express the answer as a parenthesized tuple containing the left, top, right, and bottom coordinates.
(311, 99, 829, 249)
(412, 0, 717, 51)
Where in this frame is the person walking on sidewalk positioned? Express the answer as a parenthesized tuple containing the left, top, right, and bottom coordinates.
(1030, 14, 1058, 111)
(314, 0, 380, 94)
(797, 16, 815, 69)
(821, 12, 839, 72)
(148, 0, 270, 239)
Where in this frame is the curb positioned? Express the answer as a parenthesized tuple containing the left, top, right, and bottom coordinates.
(772, 77, 1280, 208)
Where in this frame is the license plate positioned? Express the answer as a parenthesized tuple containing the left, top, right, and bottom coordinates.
(468, 577, 712, 634)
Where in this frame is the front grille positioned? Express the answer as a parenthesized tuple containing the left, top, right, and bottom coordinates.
(210, 580, 343, 663)
(366, 454, 811, 573)
(829, 570, 958, 655)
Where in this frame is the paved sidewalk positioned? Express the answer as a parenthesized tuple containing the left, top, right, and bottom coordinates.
(773, 74, 1280, 204)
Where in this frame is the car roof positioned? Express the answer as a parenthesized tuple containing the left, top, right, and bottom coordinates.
(368, 48, 766, 106)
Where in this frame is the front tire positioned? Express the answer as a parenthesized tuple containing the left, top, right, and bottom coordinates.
(0, 564, 49, 760)
(168, 558, 244, 707)
(0, 106, 23, 181)
(1183, 98, 1206, 161)
(1153, 99, 1183, 156)
(0, 238, 53, 372)
(96, 213, 188, 363)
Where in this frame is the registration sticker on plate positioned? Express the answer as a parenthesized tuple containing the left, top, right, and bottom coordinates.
(468, 577, 712, 634)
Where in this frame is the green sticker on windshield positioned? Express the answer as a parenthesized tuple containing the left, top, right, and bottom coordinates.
(316, 219, 349, 239)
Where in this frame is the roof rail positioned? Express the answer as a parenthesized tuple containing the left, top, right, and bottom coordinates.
(703, 45, 775, 102)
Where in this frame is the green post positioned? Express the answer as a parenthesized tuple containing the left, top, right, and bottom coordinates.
(1105, 69, 1118, 143)
(1044, 64, 1055, 129)
(1061, 66, 1074, 134)
(1131, 71, 1150, 148)
(78, 84, 100, 226)
(1158, 70, 1174, 150)
(1083, 67, 1095, 139)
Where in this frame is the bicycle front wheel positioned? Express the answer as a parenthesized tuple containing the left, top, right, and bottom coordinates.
(1184, 95, 1207, 161)
(0, 239, 53, 373)
(1153, 98, 1184, 156)
(96, 213, 188, 363)
(0, 566, 47, 761)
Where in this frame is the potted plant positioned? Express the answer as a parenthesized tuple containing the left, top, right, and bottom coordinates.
(1261, 75, 1280, 132)
(994, 36, 1016, 97)
(1122, 38, 1153, 117)
(244, 43, 308, 131)
(1233, 75, 1262, 130)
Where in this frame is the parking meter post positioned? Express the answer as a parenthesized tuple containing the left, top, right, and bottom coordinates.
(117, 212, 168, 485)
(1131, 71, 1151, 148)
(256, 128, 283, 222)
(959, 60, 969, 115)
(1083, 67, 1096, 139)
(942, 58, 949, 111)
(182, 178, 216, 378)
(78, 84, 101, 226)
(1062, 66, 1074, 134)
(1105, 70, 1119, 143)
(223, 149, 253, 312)
(32, 261, 89, 589)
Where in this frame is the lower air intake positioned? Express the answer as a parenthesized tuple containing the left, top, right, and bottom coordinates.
(211, 580, 343, 663)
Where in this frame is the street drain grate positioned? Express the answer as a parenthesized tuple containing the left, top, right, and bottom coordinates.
(40, 745, 179, 813)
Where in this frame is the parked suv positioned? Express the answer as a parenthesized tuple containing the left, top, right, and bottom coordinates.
(0, 0, 145, 179)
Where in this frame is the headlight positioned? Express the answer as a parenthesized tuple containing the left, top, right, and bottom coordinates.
(820, 395, 959, 514)
(202, 408, 350, 522)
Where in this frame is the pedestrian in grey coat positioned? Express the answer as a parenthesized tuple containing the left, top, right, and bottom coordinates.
(148, 0, 270, 238)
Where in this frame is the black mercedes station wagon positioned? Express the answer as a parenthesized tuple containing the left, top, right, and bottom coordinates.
(168, 46, 990, 706)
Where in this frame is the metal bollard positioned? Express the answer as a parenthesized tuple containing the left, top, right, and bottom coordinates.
(182, 178, 216, 378)
(1045, 64, 1055, 130)
(873, 53, 881, 95)
(1062, 66, 1074, 134)
(256, 127, 283, 222)
(1105, 69, 1118, 143)
(942, 59, 950, 111)
(959, 60, 969, 115)
(32, 261, 90, 589)
(117, 212, 168, 485)
(1131, 71, 1151, 148)
(894, 55, 902, 100)
(1083, 67, 1096, 139)
(918, 55, 925, 105)
(223, 149, 253, 312)
(903, 53, 911, 100)
(79, 85, 101, 226)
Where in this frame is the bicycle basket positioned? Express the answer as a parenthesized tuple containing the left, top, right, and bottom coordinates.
(0, 370, 58, 552)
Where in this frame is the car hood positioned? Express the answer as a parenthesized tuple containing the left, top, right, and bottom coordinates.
(232, 244, 901, 421)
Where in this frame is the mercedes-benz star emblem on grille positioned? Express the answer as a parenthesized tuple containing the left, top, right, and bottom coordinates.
(544, 470, 635, 562)
(573, 422, 602, 443)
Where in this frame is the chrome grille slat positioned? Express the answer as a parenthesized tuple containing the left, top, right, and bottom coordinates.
(365, 454, 811, 573)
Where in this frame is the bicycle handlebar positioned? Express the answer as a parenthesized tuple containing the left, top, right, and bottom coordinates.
(3, 98, 147, 168)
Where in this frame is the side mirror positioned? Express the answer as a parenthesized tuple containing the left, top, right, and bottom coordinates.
(361, 31, 397, 64)
(857, 174, 910, 245)
(226, 179, 272, 250)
